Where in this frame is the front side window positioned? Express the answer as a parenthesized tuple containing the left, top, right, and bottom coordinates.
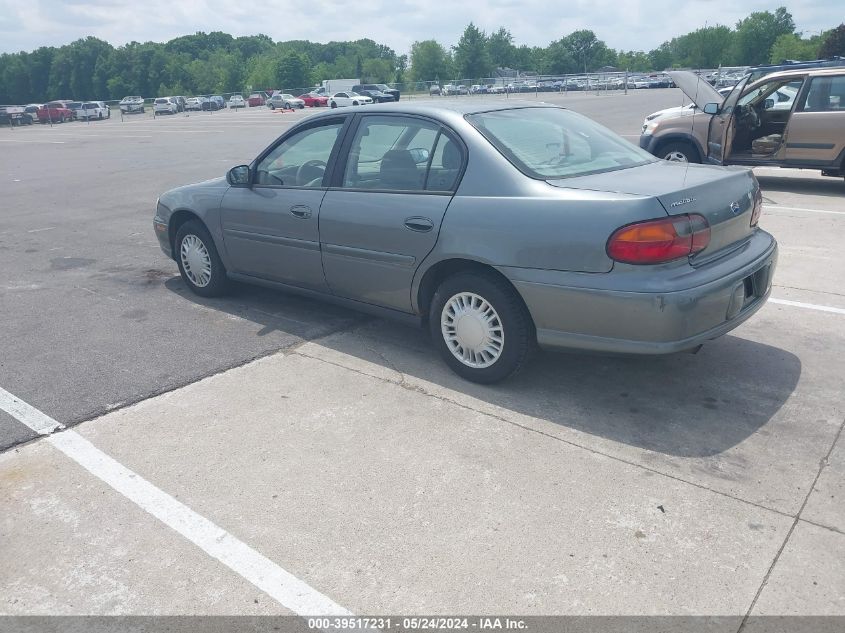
(254, 121, 344, 187)
(468, 107, 655, 179)
(341, 116, 442, 192)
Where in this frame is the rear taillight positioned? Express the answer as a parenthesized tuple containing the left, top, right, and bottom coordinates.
(750, 186, 763, 226)
(607, 214, 711, 265)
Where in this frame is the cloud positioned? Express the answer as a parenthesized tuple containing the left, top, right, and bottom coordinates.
(0, 0, 839, 55)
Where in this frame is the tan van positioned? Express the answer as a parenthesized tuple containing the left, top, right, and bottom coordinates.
(640, 68, 845, 179)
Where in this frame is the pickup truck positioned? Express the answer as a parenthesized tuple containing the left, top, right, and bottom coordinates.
(37, 102, 74, 123)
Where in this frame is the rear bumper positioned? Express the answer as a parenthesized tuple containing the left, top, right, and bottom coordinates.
(506, 230, 778, 355)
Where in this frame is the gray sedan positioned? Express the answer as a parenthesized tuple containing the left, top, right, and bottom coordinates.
(154, 102, 777, 383)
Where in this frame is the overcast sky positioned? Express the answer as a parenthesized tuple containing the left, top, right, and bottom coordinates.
(0, 0, 837, 56)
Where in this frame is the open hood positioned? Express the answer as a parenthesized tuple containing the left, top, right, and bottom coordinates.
(668, 71, 724, 110)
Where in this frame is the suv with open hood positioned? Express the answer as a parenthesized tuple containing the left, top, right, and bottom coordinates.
(640, 68, 845, 180)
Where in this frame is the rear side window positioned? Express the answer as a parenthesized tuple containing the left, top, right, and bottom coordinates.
(341, 115, 454, 192)
(800, 76, 845, 112)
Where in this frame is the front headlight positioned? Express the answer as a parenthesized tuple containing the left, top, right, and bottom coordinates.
(643, 119, 660, 134)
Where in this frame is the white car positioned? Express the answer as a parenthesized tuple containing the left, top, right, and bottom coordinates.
(267, 93, 305, 109)
(228, 95, 245, 108)
(153, 97, 178, 115)
(328, 92, 373, 108)
(77, 101, 110, 120)
(185, 97, 203, 111)
(119, 96, 145, 113)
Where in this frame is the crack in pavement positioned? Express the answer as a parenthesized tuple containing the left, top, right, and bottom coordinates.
(736, 415, 845, 632)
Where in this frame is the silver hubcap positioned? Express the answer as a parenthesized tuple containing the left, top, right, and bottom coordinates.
(664, 150, 689, 162)
(441, 292, 504, 368)
(180, 234, 212, 288)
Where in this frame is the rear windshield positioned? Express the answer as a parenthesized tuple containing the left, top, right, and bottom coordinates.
(83, 103, 97, 108)
(467, 107, 655, 179)
(155, 98, 168, 104)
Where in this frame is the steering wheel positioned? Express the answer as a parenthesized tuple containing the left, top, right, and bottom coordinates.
(738, 104, 760, 130)
(296, 160, 327, 186)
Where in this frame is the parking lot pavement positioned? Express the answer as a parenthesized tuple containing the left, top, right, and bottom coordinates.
(1, 91, 844, 618)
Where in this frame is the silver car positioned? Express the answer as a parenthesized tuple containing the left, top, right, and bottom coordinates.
(154, 102, 777, 383)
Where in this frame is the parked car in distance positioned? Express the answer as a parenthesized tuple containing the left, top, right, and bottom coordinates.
(185, 97, 203, 111)
(429, 85, 442, 96)
(202, 97, 220, 111)
(120, 96, 145, 114)
(228, 94, 246, 108)
(372, 83, 400, 101)
(352, 84, 395, 102)
(328, 92, 373, 108)
(172, 96, 186, 112)
(77, 101, 110, 120)
(37, 101, 74, 123)
(642, 68, 845, 179)
(153, 97, 179, 115)
(0, 106, 34, 126)
(267, 93, 305, 109)
(154, 102, 777, 383)
(298, 93, 329, 107)
(209, 95, 226, 110)
(489, 85, 506, 94)
(247, 93, 266, 107)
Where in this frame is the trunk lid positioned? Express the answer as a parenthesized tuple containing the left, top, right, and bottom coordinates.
(668, 71, 724, 110)
(548, 161, 758, 260)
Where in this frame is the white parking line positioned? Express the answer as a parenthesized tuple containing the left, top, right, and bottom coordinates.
(0, 388, 353, 617)
(0, 139, 65, 144)
(0, 387, 64, 434)
(764, 205, 845, 216)
(770, 298, 845, 315)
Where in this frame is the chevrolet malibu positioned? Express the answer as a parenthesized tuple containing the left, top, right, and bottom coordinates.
(154, 103, 777, 383)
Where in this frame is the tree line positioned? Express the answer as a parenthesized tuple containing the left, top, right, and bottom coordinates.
(1, 7, 843, 104)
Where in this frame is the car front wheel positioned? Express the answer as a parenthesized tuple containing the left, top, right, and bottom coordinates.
(429, 272, 533, 383)
(175, 220, 229, 297)
(659, 141, 700, 163)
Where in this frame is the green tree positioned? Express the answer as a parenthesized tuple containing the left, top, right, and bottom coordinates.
(769, 33, 823, 63)
(453, 23, 492, 79)
(561, 30, 612, 72)
(274, 51, 312, 90)
(733, 7, 795, 65)
(819, 24, 845, 58)
(487, 27, 515, 68)
(409, 40, 452, 81)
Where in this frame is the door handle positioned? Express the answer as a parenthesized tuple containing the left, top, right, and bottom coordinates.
(404, 217, 434, 232)
(289, 205, 312, 219)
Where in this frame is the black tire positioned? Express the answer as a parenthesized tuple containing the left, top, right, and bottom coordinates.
(657, 141, 700, 163)
(270, 103, 276, 110)
(174, 220, 230, 297)
(429, 272, 534, 383)
(352, 101, 359, 106)
(330, 101, 337, 108)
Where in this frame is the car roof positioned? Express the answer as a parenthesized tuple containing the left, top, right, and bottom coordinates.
(755, 67, 845, 81)
(309, 100, 563, 119)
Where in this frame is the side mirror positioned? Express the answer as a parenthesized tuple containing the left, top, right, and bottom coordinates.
(764, 98, 774, 110)
(227, 165, 250, 186)
(702, 103, 720, 115)
(408, 147, 430, 164)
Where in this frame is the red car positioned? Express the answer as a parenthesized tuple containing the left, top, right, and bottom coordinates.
(37, 101, 74, 123)
(297, 93, 329, 107)
(247, 93, 266, 107)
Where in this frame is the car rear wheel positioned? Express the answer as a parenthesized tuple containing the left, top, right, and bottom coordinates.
(175, 220, 229, 297)
(659, 141, 700, 163)
(429, 272, 534, 383)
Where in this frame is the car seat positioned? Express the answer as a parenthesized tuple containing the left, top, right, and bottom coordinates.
(379, 149, 421, 190)
(426, 139, 461, 191)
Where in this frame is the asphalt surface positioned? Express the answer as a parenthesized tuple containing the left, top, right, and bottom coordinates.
(1, 89, 844, 620)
